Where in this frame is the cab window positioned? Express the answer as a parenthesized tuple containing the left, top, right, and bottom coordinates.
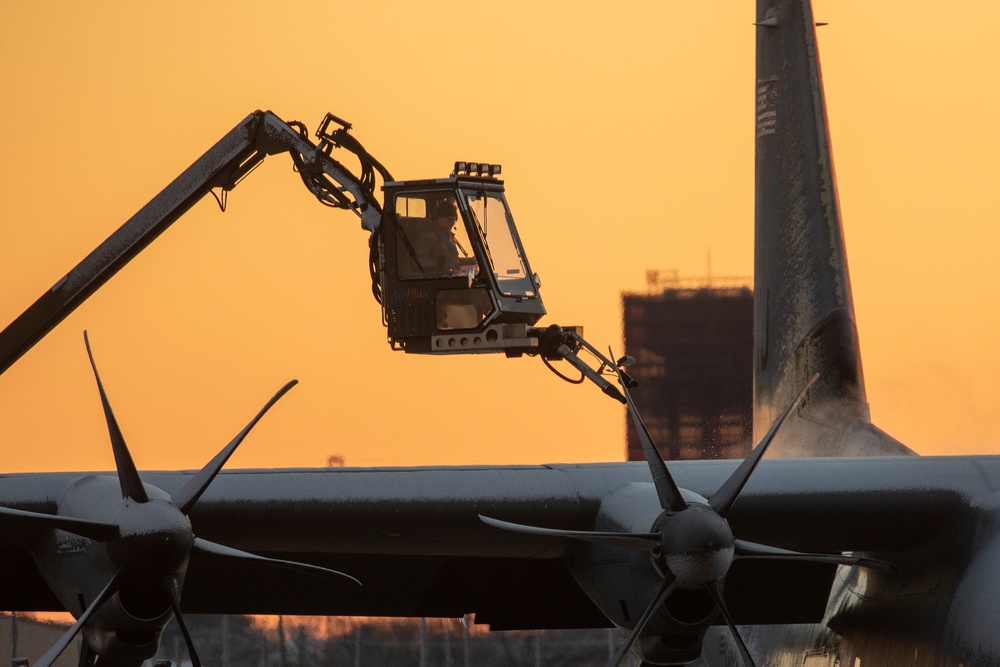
(465, 193, 534, 296)
(394, 194, 478, 280)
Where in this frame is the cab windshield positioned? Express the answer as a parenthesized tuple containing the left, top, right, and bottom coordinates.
(464, 192, 534, 297)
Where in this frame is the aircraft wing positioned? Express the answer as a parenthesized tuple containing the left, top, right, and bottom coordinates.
(0, 456, 987, 629)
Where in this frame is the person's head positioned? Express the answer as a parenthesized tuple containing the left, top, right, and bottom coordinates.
(430, 198, 458, 229)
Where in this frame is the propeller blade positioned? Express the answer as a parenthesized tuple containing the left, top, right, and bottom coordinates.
(610, 348, 686, 513)
(164, 577, 202, 667)
(734, 539, 897, 573)
(77, 636, 97, 667)
(479, 515, 658, 551)
(83, 332, 148, 504)
(0, 505, 119, 542)
(703, 578, 755, 667)
(709, 374, 818, 517)
(193, 537, 361, 587)
(34, 567, 124, 667)
(172, 379, 298, 514)
(605, 574, 676, 667)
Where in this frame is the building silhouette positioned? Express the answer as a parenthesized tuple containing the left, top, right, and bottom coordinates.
(622, 270, 753, 461)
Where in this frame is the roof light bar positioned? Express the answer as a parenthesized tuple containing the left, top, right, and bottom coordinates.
(452, 161, 502, 178)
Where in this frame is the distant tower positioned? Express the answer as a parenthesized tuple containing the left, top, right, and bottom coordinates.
(622, 270, 753, 461)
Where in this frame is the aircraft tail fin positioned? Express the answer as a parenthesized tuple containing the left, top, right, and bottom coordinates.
(752, 0, 913, 457)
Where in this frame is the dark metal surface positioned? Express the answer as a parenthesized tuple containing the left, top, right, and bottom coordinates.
(0, 457, 990, 633)
(0, 113, 260, 376)
(752, 0, 912, 459)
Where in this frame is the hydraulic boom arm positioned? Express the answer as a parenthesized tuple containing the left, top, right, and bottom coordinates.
(0, 111, 630, 402)
(0, 111, 384, 376)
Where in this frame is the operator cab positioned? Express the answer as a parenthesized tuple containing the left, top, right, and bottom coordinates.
(380, 162, 545, 354)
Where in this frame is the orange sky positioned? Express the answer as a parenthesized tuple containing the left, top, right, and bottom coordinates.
(1, 2, 998, 473)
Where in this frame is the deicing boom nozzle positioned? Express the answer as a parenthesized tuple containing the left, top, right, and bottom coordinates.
(554, 343, 626, 403)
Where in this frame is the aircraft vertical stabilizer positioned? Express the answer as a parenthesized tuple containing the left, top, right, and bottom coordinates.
(753, 0, 913, 457)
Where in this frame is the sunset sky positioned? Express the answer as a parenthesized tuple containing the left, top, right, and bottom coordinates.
(1, 2, 998, 474)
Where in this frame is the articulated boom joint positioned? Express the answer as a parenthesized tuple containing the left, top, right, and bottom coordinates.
(533, 324, 635, 403)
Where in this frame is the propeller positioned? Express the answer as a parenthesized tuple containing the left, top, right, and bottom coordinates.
(25, 332, 360, 667)
(482, 361, 892, 667)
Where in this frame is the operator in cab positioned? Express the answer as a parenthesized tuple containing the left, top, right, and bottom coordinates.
(397, 195, 475, 279)
(426, 198, 462, 273)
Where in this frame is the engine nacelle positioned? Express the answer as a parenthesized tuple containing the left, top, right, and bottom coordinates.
(565, 482, 721, 665)
(32, 476, 183, 665)
(79, 603, 166, 666)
